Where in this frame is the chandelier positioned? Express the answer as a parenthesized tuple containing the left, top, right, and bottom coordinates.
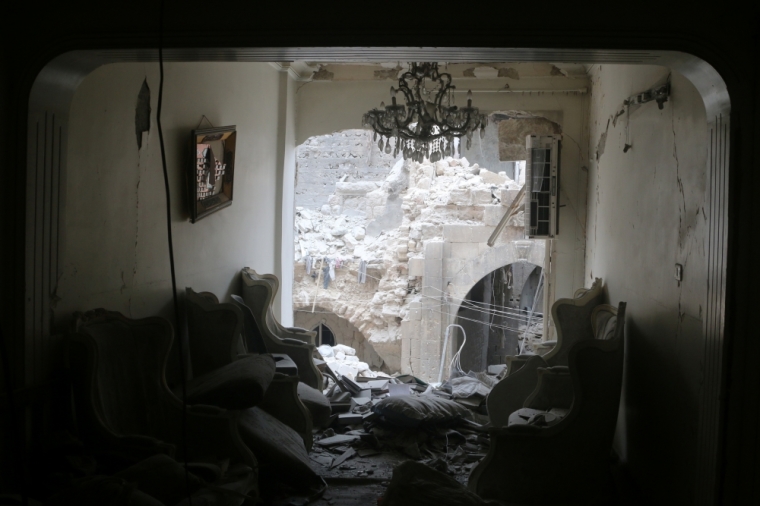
(362, 62, 488, 163)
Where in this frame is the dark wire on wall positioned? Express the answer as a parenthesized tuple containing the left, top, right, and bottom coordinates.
(156, 1, 192, 503)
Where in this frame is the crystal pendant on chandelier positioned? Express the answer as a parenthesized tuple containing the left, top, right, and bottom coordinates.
(362, 62, 488, 162)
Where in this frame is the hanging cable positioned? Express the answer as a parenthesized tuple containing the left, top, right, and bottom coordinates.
(156, 1, 192, 503)
(448, 324, 466, 378)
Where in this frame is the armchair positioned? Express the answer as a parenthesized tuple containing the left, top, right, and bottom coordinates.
(68, 309, 259, 498)
(469, 302, 626, 504)
(184, 287, 314, 450)
(486, 278, 605, 425)
(240, 268, 324, 391)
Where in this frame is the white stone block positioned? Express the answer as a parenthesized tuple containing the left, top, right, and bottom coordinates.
(501, 188, 521, 207)
(443, 224, 472, 243)
(421, 223, 442, 240)
(483, 205, 504, 226)
(479, 169, 508, 186)
(335, 181, 380, 195)
(472, 189, 494, 205)
(416, 177, 432, 189)
(448, 188, 471, 206)
(424, 241, 444, 259)
(471, 226, 496, 243)
(408, 257, 424, 277)
(451, 243, 479, 259)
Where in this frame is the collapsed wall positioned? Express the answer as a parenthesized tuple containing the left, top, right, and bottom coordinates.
(294, 130, 542, 380)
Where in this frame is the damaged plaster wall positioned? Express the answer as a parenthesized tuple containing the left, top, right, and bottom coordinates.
(585, 64, 708, 503)
(58, 62, 287, 324)
(296, 74, 591, 315)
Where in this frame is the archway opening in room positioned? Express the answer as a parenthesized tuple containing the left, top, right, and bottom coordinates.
(454, 262, 544, 373)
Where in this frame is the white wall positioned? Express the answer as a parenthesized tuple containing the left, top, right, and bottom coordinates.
(585, 64, 707, 503)
(57, 62, 286, 323)
(296, 78, 590, 307)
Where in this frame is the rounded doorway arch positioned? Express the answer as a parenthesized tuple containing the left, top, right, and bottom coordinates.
(294, 305, 385, 370)
(312, 322, 336, 347)
(454, 262, 543, 373)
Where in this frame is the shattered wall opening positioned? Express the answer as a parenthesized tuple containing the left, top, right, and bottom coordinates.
(455, 262, 544, 372)
(293, 124, 551, 382)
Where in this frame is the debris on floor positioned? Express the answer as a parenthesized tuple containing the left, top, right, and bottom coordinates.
(310, 344, 503, 491)
(379, 460, 506, 506)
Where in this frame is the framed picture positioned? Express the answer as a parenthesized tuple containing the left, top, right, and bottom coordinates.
(189, 125, 237, 223)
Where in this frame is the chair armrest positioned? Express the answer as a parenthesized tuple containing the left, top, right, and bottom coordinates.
(265, 340, 323, 391)
(285, 326, 313, 335)
(281, 337, 309, 346)
(486, 355, 548, 427)
(523, 367, 573, 411)
(258, 374, 313, 451)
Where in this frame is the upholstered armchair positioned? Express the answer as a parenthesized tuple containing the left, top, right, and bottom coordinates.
(240, 268, 324, 391)
(486, 278, 605, 425)
(469, 302, 626, 505)
(184, 287, 315, 450)
(68, 309, 259, 498)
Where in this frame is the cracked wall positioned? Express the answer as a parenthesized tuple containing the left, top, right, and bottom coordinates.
(57, 62, 287, 327)
(585, 64, 708, 503)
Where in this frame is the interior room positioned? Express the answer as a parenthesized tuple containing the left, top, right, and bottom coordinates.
(1, 8, 757, 505)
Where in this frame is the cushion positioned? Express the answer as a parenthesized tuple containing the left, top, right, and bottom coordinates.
(182, 354, 275, 409)
(296, 381, 332, 427)
(372, 395, 472, 428)
(238, 407, 323, 495)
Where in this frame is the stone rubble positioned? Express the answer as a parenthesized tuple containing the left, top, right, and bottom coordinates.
(294, 154, 526, 374)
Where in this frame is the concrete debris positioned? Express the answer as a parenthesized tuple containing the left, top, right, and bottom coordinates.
(309, 363, 502, 488)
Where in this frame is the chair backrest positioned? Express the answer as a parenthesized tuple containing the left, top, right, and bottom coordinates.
(563, 301, 626, 453)
(71, 310, 176, 439)
(230, 294, 269, 355)
(591, 304, 619, 341)
(184, 288, 243, 377)
(544, 277, 605, 366)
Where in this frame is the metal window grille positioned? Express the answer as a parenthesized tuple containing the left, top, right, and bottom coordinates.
(524, 135, 560, 238)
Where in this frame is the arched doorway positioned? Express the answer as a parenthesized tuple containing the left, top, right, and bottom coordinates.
(312, 322, 336, 347)
(455, 262, 543, 373)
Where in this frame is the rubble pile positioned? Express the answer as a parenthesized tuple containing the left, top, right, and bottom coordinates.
(295, 156, 523, 374)
(317, 343, 390, 380)
(310, 342, 502, 486)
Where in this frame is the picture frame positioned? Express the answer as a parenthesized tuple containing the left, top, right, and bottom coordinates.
(189, 125, 237, 223)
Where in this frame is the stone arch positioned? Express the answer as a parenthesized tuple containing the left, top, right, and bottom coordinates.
(454, 261, 543, 372)
(445, 239, 546, 322)
(294, 305, 385, 370)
